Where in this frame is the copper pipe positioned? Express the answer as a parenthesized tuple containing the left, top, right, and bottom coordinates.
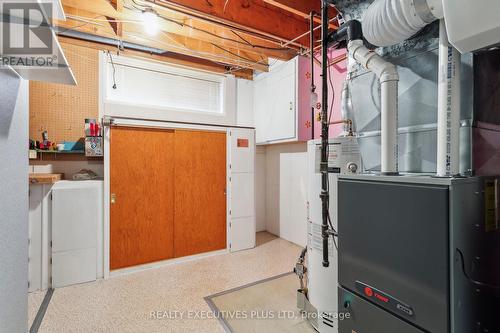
(329, 119, 354, 136)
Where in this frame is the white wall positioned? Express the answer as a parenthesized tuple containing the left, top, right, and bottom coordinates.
(236, 78, 254, 127)
(279, 151, 308, 247)
(264, 142, 308, 241)
(29, 160, 104, 179)
(0, 70, 29, 333)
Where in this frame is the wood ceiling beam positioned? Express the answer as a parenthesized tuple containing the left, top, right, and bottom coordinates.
(121, 23, 269, 71)
(58, 36, 253, 79)
(151, 0, 311, 46)
(61, 0, 296, 60)
(262, 0, 338, 29)
(56, 12, 269, 71)
(110, 0, 124, 11)
(263, 0, 320, 19)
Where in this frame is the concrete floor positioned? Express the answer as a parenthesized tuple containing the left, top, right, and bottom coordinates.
(209, 273, 316, 333)
(30, 232, 301, 333)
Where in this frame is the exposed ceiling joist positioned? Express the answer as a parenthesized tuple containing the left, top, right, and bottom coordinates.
(263, 0, 319, 19)
(61, 0, 296, 60)
(262, 0, 338, 29)
(110, 0, 124, 11)
(57, 7, 270, 72)
(62, 0, 294, 60)
(150, 0, 311, 46)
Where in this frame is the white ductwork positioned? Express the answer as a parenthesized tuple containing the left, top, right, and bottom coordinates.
(361, 0, 466, 177)
(349, 40, 399, 174)
(436, 19, 461, 177)
(362, 0, 442, 47)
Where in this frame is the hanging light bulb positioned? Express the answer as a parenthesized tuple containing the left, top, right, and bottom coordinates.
(141, 8, 159, 35)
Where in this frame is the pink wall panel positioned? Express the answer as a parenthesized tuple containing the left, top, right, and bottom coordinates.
(297, 49, 348, 141)
(473, 122, 500, 176)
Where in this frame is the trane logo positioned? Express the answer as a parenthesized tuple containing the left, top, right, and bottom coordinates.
(374, 292, 389, 303)
(356, 281, 415, 318)
(364, 287, 389, 303)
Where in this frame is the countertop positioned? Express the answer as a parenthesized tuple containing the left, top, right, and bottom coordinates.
(29, 173, 64, 185)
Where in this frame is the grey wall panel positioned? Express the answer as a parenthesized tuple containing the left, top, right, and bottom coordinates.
(0, 70, 29, 333)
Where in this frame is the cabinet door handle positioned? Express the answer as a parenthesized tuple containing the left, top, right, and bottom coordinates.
(111, 193, 116, 204)
(290, 102, 293, 111)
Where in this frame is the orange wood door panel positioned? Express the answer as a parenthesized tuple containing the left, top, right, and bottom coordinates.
(174, 130, 227, 257)
(110, 127, 175, 270)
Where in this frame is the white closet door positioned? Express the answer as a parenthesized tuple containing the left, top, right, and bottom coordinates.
(229, 128, 256, 252)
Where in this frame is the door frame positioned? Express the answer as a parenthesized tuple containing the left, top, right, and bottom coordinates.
(103, 117, 238, 278)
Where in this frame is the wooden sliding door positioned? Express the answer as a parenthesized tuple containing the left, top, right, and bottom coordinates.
(110, 127, 227, 270)
(110, 127, 175, 270)
(174, 130, 227, 257)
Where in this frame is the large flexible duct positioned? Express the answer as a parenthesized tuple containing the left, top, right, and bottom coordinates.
(362, 0, 441, 47)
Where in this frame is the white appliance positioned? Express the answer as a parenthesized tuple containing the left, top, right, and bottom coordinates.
(306, 137, 361, 332)
(51, 180, 103, 287)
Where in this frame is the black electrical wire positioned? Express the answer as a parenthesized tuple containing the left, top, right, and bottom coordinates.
(456, 249, 500, 291)
(135, 0, 291, 51)
(327, 53, 336, 123)
(107, 51, 118, 89)
(210, 43, 268, 68)
(325, 54, 337, 237)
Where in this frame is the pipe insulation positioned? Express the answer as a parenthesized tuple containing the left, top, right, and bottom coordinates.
(362, 0, 441, 47)
(436, 19, 461, 177)
(349, 40, 399, 174)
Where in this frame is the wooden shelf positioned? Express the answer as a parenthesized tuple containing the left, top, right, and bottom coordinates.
(29, 173, 64, 185)
(35, 149, 85, 154)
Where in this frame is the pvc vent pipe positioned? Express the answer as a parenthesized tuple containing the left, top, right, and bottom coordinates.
(436, 19, 461, 177)
(362, 0, 441, 47)
(349, 40, 399, 174)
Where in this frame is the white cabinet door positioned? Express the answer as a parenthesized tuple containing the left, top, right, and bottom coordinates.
(52, 187, 98, 253)
(230, 217, 256, 252)
(254, 58, 297, 144)
(266, 59, 297, 142)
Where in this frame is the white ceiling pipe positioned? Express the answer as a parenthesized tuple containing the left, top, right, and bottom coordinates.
(436, 19, 461, 177)
(349, 40, 399, 174)
(362, 0, 441, 47)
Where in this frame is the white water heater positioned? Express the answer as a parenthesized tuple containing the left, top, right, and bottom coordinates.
(306, 137, 361, 332)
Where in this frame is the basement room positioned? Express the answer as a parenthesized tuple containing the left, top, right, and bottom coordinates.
(1, 0, 500, 333)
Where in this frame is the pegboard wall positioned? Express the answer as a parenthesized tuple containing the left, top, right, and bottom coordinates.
(29, 42, 99, 144)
